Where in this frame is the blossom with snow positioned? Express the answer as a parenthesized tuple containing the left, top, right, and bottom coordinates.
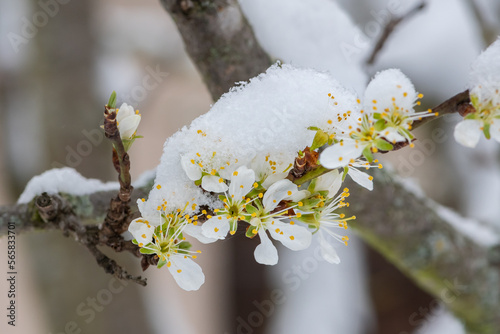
(296, 172, 355, 264)
(320, 69, 432, 170)
(202, 166, 256, 238)
(180, 151, 241, 193)
(128, 203, 209, 291)
(454, 39, 500, 148)
(244, 179, 312, 265)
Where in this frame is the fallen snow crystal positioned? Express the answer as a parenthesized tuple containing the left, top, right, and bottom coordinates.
(139, 64, 359, 217)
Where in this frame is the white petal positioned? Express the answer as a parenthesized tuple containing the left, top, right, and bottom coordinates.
(116, 103, 135, 122)
(118, 115, 141, 139)
(319, 232, 340, 264)
(201, 216, 230, 239)
(382, 127, 406, 143)
(263, 179, 298, 212)
(167, 256, 205, 291)
(320, 140, 364, 169)
(268, 220, 312, 251)
(490, 119, 500, 143)
(183, 223, 218, 244)
(315, 169, 342, 196)
(347, 167, 373, 191)
(288, 189, 309, 202)
(261, 171, 288, 189)
(128, 218, 154, 246)
(229, 166, 255, 200)
(180, 155, 202, 181)
(254, 229, 278, 265)
(454, 119, 482, 148)
(201, 175, 229, 193)
(364, 69, 417, 114)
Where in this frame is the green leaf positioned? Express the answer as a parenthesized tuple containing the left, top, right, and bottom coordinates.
(139, 247, 157, 255)
(373, 113, 382, 120)
(307, 126, 320, 131)
(470, 94, 479, 108)
(245, 204, 258, 215)
(310, 129, 329, 151)
(374, 119, 386, 132)
(107, 91, 117, 109)
(483, 122, 491, 139)
(464, 113, 477, 120)
(374, 139, 394, 152)
(362, 146, 374, 163)
(307, 178, 317, 193)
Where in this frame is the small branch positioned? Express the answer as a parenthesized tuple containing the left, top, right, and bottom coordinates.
(411, 89, 471, 129)
(102, 106, 134, 248)
(366, 2, 426, 66)
(35, 192, 147, 286)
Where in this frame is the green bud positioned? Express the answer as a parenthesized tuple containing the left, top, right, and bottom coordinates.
(107, 91, 117, 109)
(374, 138, 394, 152)
(310, 129, 329, 151)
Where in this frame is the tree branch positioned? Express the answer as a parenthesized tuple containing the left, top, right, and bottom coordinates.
(159, 0, 272, 100)
(348, 169, 500, 333)
(366, 2, 426, 66)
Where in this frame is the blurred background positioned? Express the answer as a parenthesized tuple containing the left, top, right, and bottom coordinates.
(0, 0, 499, 333)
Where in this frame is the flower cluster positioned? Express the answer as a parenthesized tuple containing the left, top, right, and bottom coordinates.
(454, 39, 500, 148)
(316, 69, 434, 190)
(129, 68, 437, 291)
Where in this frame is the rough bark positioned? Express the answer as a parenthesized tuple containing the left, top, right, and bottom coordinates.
(159, 0, 272, 100)
(347, 170, 500, 333)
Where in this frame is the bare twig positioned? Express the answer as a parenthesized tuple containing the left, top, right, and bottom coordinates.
(35, 192, 147, 286)
(366, 2, 426, 66)
(101, 106, 134, 249)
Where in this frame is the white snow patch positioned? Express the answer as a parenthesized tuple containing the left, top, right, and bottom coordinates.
(436, 205, 499, 247)
(17, 168, 119, 204)
(140, 64, 359, 217)
(416, 306, 465, 334)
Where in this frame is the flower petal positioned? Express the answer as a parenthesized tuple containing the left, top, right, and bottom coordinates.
(118, 114, 141, 139)
(229, 166, 255, 200)
(314, 169, 342, 196)
(201, 216, 230, 239)
(201, 175, 229, 193)
(263, 179, 298, 212)
(254, 229, 278, 265)
(382, 127, 406, 143)
(183, 223, 218, 244)
(128, 218, 154, 246)
(319, 232, 340, 264)
(347, 167, 373, 191)
(116, 103, 135, 122)
(180, 155, 202, 181)
(454, 119, 482, 148)
(261, 171, 289, 189)
(320, 139, 364, 169)
(167, 256, 205, 291)
(268, 220, 312, 251)
(490, 119, 500, 143)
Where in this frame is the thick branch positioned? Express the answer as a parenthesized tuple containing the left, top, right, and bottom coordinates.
(159, 0, 272, 100)
(347, 169, 500, 333)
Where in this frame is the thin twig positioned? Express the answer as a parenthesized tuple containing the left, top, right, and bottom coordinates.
(35, 193, 147, 286)
(366, 2, 426, 66)
(101, 105, 134, 249)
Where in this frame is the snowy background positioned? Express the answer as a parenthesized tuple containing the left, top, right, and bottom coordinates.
(1, 0, 499, 333)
